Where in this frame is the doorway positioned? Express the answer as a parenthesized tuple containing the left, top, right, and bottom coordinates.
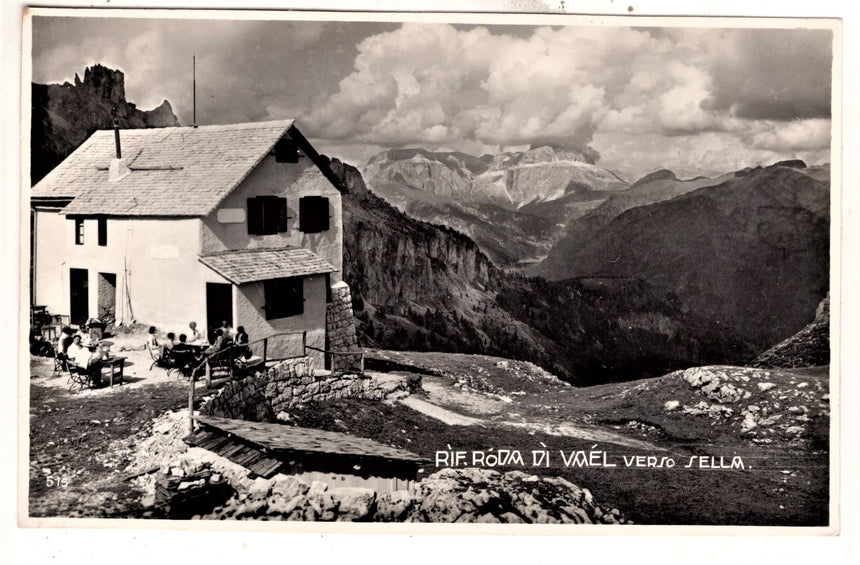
(97, 272, 117, 325)
(206, 282, 232, 343)
(69, 268, 88, 326)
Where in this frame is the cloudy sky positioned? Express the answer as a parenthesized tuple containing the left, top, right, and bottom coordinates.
(31, 15, 833, 180)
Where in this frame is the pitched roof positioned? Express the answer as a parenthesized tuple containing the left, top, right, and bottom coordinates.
(32, 120, 304, 216)
(199, 247, 337, 284)
(194, 415, 429, 464)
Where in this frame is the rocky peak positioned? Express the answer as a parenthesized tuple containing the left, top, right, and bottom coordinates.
(77, 64, 127, 106)
(631, 169, 678, 187)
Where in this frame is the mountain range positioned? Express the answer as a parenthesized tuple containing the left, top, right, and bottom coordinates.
(363, 146, 628, 268)
(30, 64, 829, 385)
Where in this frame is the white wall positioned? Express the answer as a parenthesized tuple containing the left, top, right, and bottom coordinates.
(33, 210, 231, 333)
(234, 274, 327, 367)
(200, 154, 344, 282)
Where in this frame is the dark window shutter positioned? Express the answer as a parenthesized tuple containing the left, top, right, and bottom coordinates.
(97, 218, 107, 246)
(264, 277, 304, 319)
(247, 197, 263, 235)
(299, 197, 329, 233)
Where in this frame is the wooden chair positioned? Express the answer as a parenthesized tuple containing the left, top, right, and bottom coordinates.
(52, 345, 69, 377)
(67, 365, 91, 392)
(147, 343, 174, 372)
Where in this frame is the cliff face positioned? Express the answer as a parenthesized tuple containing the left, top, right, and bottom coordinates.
(31, 64, 180, 184)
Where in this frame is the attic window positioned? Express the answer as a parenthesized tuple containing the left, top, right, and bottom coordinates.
(299, 196, 330, 233)
(275, 138, 299, 163)
(264, 277, 304, 319)
(247, 196, 288, 236)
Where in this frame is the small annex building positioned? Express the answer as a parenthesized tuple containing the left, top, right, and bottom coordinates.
(30, 120, 350, 364)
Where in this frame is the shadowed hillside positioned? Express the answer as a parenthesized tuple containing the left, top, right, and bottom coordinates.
(535, 163, 830, 352)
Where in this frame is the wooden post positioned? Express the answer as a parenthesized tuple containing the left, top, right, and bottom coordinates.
(263, 338, 268, 366)
(187, 371, 195, 434)
(301, 331, 306, 357)
(360, 352, 365, 375)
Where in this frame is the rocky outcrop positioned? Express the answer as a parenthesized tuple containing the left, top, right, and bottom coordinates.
(661, 365, 830, 445)
(189, 467, 628, 523)
(31, 64, 180, 184)
(752, 293, 830, 368)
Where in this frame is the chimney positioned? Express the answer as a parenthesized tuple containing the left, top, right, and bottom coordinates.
(109, 118, 131, 182)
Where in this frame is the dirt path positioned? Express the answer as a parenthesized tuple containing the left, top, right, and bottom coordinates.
(396, 387, 663, 451)
(398, 396, 485, 426)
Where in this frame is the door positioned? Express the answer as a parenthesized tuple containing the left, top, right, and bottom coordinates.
(206, 282, 233, 343)
(97, 272, 117, 325)
(69, 268, 88, 326)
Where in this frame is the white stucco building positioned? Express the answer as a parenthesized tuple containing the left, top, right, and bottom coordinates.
(30, 120, 347, 362)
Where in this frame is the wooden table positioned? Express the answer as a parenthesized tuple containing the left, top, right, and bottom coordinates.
(101, 356, 126, 387)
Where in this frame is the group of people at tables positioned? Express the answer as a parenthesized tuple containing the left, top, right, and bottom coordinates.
(147, 320, 252, 380)
(54, 326, 112, 388)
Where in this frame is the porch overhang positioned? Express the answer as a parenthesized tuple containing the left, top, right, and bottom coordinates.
(198, 247, 336, 285)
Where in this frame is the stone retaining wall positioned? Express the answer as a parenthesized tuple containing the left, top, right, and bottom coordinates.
(201, 356, 406, 421)
(325, 281, 362, 374)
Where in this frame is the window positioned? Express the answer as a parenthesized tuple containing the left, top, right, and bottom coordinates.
(264, 277, 303, 319)
(97, 218, 107, 246)
(74, 218, 84, 245)
(274, 138, 299, 163)
(299, 196, 330, 233)
(247, 196, 288, 235)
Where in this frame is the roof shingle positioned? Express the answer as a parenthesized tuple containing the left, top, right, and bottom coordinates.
(199, 247, 337, 284)
(32, 120, 300, 216)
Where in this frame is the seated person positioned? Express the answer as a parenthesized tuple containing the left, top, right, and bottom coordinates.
(171, 334, 198, 375)
(172, 333, 192, 352)
(188, 321, 204, 344)
(219, 320, 235, 339)
(58, 327, 75, 358)
(146, 326, 159, 353)
(29, 328, 54, 357)
(203, 329, 228, 356)
(191, 329, 230, 380)
(66, 334, 83, 360)
(73, 340, 104, 387)
(234, 326, 251, 359)
(159, 332, 176, 359)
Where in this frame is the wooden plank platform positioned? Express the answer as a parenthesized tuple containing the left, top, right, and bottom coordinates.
(184, 428, 285, 478)
(193, 415, 429, 464)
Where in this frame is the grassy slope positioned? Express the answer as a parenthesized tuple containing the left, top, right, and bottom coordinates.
(300, 352, 830, 526)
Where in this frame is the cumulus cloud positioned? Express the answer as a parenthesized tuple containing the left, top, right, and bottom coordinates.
(305, 24, 667, 153)
(31, 17, 833, 175)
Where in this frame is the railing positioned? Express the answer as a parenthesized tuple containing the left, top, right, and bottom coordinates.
(188, 330, 307, 433)
(186, 330, 364, 433)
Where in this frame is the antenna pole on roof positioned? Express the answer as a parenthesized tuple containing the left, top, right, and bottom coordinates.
(193, 54, 197, 128)
(112, 105, 121, 159)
